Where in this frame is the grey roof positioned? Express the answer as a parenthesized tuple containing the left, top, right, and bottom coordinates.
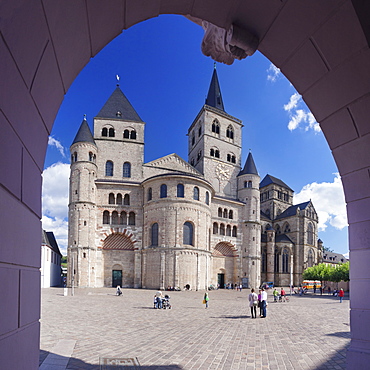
(96, 85, 143, 122)
(322, 251, 348, 264)
(276, 201, 311, 220)
(238, 152, 258, 176)
(260, 174, 293, 191)
(72, 118, 96, 146)
(261, 232, 295, 244)
(205, 66, 225, 112)
(42, 230, 62, 256)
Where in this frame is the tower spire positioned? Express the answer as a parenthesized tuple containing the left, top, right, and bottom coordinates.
(205, 65, 225, 112)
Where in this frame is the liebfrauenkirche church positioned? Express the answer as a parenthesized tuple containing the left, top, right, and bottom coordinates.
(67, 67, 321, 290)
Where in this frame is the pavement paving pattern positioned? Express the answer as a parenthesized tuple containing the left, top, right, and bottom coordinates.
(39, 288, 350, 369)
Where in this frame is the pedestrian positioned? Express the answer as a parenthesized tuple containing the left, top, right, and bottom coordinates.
(280, 287, 286, 302)
(203, 292, 209, 308)
(338, 288, 344, 303)
(258, 290, 263, 317)
(328, 286, 331, 295)
(239, 283, 243, 292)
(248, 288, 258, 318)
(116, 285, 122, 296)
(155, 290, 163, 309)
(313, 284, 316, 294)
(273, 288, 279, 302)
(261, 288, 268, 318)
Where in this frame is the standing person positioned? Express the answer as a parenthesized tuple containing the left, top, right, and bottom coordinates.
(338, 288, 344, 303)
(313, 284, 316, 294)
(155, 291, 163, 309)
(248, 289, 258, 318)
(203, 292, 210, 308)
(280, 287, 286, 302)
(273, 288, 279, 302)
(258, 290, 263, 317)
(261, 288, 268, 318)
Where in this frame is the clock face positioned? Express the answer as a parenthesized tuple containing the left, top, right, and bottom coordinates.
(215, 163, 230, 180)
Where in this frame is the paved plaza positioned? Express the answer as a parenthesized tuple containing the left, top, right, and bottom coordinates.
(39, 288, 350, 369)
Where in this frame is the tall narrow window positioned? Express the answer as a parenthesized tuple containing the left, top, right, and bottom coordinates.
(232, 226, 237, 237)
(218, 208, 222, 217)
(183, 222, 194, 246)
(109, 127, 115, 137)
(89, 152, 94, 162)
(177, 184, 184, 198)
(108, 193, 115, 204)
(307, 249, 314, 267)
(282, 248, 289, 273)
(105, 161, 113, 176)
(123, 129, 130, 138)
(210, 148, 215, 157)
(262, 249, 267, 273)
(205, 192, 210, 205)
(213, 222, 218, 234)
(123, 194, 130, 205)
(226, 225, 231, 236)
(120, 211, 127, 225)
(130, 130, 136, 139)
(193, 186, 199, 201)
(151, 223, 159, 246)
(220, 224, 225, 235)
(226, 125, 234, 140)
(111, 211, 118, 224)
(223, 209, 228, 218)
(123, 162, 131, 178)
(102, 127, 108, 137)
(307, 223, 314, 245)
(229, 210, 233, 219)
(160, 184, 167, 198)
(128, 212, 136, 225)
(274, 247, 279, 273)
(103, 211, 110, 224)
(147, 187, 152, 201)
(116, 193, 122, 205)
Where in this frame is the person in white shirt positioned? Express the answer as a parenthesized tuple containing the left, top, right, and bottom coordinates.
(248, 288, 258, 318)
(260, 288, 268, 318)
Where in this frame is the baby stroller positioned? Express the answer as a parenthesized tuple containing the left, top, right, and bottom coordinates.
(162, 294, 172, 309)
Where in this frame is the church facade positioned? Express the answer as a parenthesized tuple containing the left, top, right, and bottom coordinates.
(67, 68, 321, 290)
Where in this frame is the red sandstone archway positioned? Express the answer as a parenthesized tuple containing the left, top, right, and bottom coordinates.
(1, 2, 370, 368)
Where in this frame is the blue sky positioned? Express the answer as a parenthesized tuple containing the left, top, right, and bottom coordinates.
(42, 15, 348, 256)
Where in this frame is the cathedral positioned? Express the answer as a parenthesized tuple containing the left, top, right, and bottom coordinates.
(67, 67, 321, 291)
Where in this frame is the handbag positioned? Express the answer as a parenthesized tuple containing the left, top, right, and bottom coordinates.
(202, 299, 206, 304)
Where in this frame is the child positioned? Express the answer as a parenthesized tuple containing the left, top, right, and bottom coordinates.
(204, 292, 209, 308)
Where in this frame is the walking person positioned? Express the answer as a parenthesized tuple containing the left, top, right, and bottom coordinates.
(261, 288, 268, 318)
(203, 292, 210, 308)
(280, 287, 286, 302)
(248, 289, 258, 318)
(338, 288, 344, 303)
(258, 289, 263, 317)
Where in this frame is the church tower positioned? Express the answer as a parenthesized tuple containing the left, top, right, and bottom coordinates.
(68, 117, 98, 287)
(238, 152, 261, 289)
(188, 65, 243, 198)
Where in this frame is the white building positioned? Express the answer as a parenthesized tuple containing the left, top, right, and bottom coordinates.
(41, 231, 62, 288)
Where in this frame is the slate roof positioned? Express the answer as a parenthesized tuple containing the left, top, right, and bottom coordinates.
(260, 174, 293, 191)
(275, 201, 311, 220)
(261, 233, 294, 244)
(238, 152, 258, 176)
(42, 230, 62, 256)
(96, 85, 143, 122)
(322, 251, 348, 264)
(205, 66, 225, 112)
(72, 118, 96, 146)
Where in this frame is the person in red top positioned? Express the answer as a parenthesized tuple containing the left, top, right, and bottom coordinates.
(338, 288, 345, 303)
(280, 288, 286, 302)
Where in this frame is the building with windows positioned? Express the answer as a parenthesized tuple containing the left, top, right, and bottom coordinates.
(67, 68, 320, 290)
(41, 230, 62, 288)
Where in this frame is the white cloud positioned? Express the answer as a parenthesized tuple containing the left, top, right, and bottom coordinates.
(267, 63, 281, 82)
(42, 162, 70, 255)
(48, 136, 66, 158)
(284, 93, 321, 133)
(294, 173, 348, 232)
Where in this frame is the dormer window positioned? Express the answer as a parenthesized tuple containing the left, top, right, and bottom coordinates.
(116, 111, 122, 117)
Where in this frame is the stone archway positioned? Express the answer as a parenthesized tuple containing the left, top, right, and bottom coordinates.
(1, 2, 370, 368)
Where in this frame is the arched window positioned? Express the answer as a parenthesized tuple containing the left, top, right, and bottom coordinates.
(212, 119, 220, 134)
(72, 152, 77, 162)
(193, 186, 199, 201)
(111, 211, 118, 224)
(147, 187, 152, 201)
(205, 192, 210, 205)
(103, 211, 110, 224)
(89, 152, 94, 162)
(282, 248, 289, 273)
(116, 193, 122, 205)
(191, 133, 195, 146)
(123, 194, 130, 205)
(102, 127, 108, 137)
(220, 224, 225, 235)
(177, 184, 184, 198)
(218, 208, 223, 217)
(151, 223, 159, 246)
(123, 162, 131, 178)
(229, 210, 233, 219)
(123, 129, 130, 139)
(248, 181, 252, 188)
(231, 155, 236, 163)
(284, 223, 291, 233)
(160, 184, 167, 198)
(232, 226, 237, 237)
(215, 150, 220, 158)
(274, 247, 279, 273)
(120, 211, 127, 225)
(213, 222, 218, 234)
(244, 181, 248, 188)
(226, 225, 231, 236)
(261, 248, 267, 273)
(108, 193, 115, 204)
(210, 148, 214, 157)
(307, 223, 314, 245)
(307, 249, 314, 267)
(130, 130, 136, 139)
(198, 125, 202, 137)
(128, 212, 135, 225)
(105, 161, 113, 176)
(108, 127, 115, 137)
(226, 125, 234, 139)
(183, 222, 194, 246)
(223, 209, 228, 218)
(275, 224, 281, 234)
(227, 154, 231, 162)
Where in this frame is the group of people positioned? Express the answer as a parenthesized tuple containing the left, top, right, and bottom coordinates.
(272, 288, 287, 302)
(248, 288, 267, 318)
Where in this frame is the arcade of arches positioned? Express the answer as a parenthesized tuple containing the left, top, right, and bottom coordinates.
(1, 1, 370, 368)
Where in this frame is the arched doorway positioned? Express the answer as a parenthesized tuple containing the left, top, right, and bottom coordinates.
(1, 2, 370, 368)
(212, 242, 237, 288)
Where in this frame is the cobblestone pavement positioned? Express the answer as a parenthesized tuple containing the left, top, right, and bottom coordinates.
(39, 288, 350, 369)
